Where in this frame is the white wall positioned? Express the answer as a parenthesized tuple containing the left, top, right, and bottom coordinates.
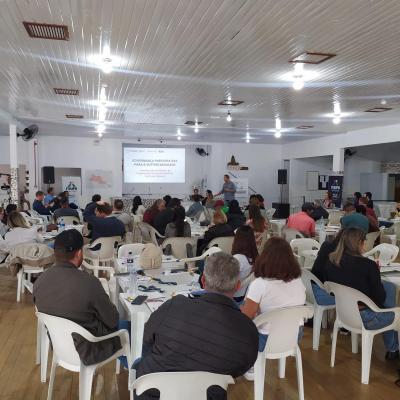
(32, 136, 283, 206)
(0, 136, 29, 164)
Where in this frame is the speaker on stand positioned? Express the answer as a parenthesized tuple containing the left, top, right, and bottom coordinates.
(42, 166, 55, 186)
(274, 169, 290, 219)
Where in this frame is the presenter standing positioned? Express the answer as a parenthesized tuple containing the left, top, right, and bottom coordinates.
(216, 174, 236, 204)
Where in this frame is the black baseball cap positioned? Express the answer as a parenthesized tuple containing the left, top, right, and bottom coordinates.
(54, 229, 84, 253)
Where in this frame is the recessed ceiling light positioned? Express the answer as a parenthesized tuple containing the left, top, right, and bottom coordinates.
(226, 111, 232, 122)
(289, 51, 336, 65)
(364, 107, 393, 113)
(296, 125, 314, 129)
(218, 100, 244, 106)
(96, 124, 106, 133)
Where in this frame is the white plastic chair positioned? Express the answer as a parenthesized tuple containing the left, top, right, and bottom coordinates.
(118, 243, 145, 258)
(17, 265, 44, 302)
(36, 312, 50, 383)
(325, 281, 400, 384)
(283, 228, 305, 242)
(265, 208, 276, 220)
(83, 236, 121, 277)
(138, 222, 165, 246)
(180, 246, 222, 264)
(270, 221, 284, 237)
(234, 272, 255, 298)
(363, 243, 399, 266)
(161, 237, 196, 259)
(328, 210, 343, 226)
(364, 231, 381, 252)
(206, 236, 234, 253)
(253, 306, 314, 400)
(301, 269, 335, 350)
(36, 312, 132, 400)
(56, 215, 81, 225)
(290, 239, 321, 268)
(131, 371, 234, 400)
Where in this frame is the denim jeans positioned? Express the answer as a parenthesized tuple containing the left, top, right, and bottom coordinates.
(258, 326, 304, 352)
(312, 283, 336, 306)
(359, 280, 398, 352)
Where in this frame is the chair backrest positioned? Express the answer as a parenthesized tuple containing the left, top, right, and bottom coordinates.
(138, 222, 162, 246)
(118, 243, 145, 258)
(290, 238, 321, 256)
(283, 228, 305, 242)
(363, 243, 399, 265)
(132, 372, 234, 400)
(57, 215, 81, 225)
(234, 272, 255, 298)
(162, 237, 195, 259)
(206, 236, 234, 253)
(301, 269, 324, 305)
(254, 306, 313, 357)
(270, 221, 283, 237)
(328, 210, 343, 226)
(36, 312, 84, 371)
(89, 236, 121, 260)
(265, 208, 276, 220)
(365, 231, 381, 252)
(324, 281, 371, 331)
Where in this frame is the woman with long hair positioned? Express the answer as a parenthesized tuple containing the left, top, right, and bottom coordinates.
(4, 211, 43, 248)
(241, 237, 305, 352)
(231, 225, 258, 280)
(246, 204, 268, 248)
(143, 199, 165, 226)
(325, 228, 399, 359)
(227, 199, 246, 231)
(165, 206, 191, 238)
(323, 191, 334, 208)
(132, 196, 146, 216)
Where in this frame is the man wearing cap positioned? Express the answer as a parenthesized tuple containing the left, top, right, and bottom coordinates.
(287, 202, 316, 237)
(33, 229, 121, 365)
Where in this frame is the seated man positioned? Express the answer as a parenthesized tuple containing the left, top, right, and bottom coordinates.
(84, 194, 101, 213)
(83, 201, 125, 242)
(32, 190, 52, 215)
(112, 199, 133, 232)
(190, 187, 204, 201)
(287, 202, 316, 237)
(44, 187, 55, 205)
(53, 197, 80, 223)
(311, 200, 329, 221)
(341, 202, 369, 233)
(33, 229, 121, 365)
(186, 194, 203, 218)
(153, 197, 181, 235)
(135, 252, 259, 400)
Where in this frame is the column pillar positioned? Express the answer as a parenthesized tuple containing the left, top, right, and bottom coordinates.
(332, 148, 344, 175)
(9, 123, 19, 205)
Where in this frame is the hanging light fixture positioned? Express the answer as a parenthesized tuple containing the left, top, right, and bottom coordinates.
(333, 101, 341, 124)
(292, 63, 304, 90)
(96, 123, 106, 134)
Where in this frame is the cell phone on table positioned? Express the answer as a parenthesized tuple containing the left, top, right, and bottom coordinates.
(130, 295, 148, 305)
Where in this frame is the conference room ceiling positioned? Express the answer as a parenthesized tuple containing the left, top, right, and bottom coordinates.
(1, 0, 400, 144)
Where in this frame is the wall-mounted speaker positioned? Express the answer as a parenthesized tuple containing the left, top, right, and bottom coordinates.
(278, 169, 287, 185)
(42, 166, 55, 184)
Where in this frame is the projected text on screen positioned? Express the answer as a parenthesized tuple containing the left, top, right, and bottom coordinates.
(124, 147, 185, 183)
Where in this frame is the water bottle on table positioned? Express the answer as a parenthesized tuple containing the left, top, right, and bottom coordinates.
(127, 251, 138, 296)
(59, 217, 65, 232)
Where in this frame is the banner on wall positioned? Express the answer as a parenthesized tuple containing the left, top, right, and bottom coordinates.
(61, 176, 81, 206)
(231, 178, 248, 198)
(328, 175, 344, 208)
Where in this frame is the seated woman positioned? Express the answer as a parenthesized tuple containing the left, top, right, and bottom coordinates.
(143, 199, 165, 226)
(202, 190, 215, 209)
(132, 195, 146, 217)
(165, 206, 191, 238)
(241, 237, 306, 352)
(197, 210, 234, 255)
(0, 207, 8, 237)
(4, 211, 44, 248)
(323, 191, 334, 208)
(227, 200, 246, 231)
(246, 205, 269, 248)
(324, 227, 399, 359)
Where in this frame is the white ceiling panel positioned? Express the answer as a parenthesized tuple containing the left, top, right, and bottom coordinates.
(0, 0, 399, 144)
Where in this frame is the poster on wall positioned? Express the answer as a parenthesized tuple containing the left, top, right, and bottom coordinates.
(231, 178, 248, 198)
(86, 170, 113, 189)
(61, 176, 81, 206)
(319, 175, 329, 190)
(328, 176, 344, 208)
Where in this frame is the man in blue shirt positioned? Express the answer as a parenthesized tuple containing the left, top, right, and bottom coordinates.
(44, 187, 55, 205)
(216, 174, 236, 204)
(33, 190, 52, 215)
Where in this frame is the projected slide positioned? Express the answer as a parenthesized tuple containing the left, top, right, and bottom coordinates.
(124, 147, 185, 183)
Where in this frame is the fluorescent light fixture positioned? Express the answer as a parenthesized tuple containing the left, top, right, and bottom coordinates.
(333, 116, 341, 124)
(96, 124, 106, 133)
(274, 131, 282, 138)
(292, 63, 304, 90)
(275, 117, 281, 131)
(100, 87, 107, 103)
(333, 102, 341, 115)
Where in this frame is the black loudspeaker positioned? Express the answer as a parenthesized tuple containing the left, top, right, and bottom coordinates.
(272, 202, 290, 219)
(278, 169, 287, 185)
(42, 166, 55, 184)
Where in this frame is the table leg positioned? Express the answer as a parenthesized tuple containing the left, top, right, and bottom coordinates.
(131, 311, 145, 361)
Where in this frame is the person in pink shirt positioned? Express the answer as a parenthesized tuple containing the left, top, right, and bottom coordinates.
(287, 203, 316, 237)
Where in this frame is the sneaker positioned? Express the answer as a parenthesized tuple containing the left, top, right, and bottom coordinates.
(244, 367, 254, 381)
